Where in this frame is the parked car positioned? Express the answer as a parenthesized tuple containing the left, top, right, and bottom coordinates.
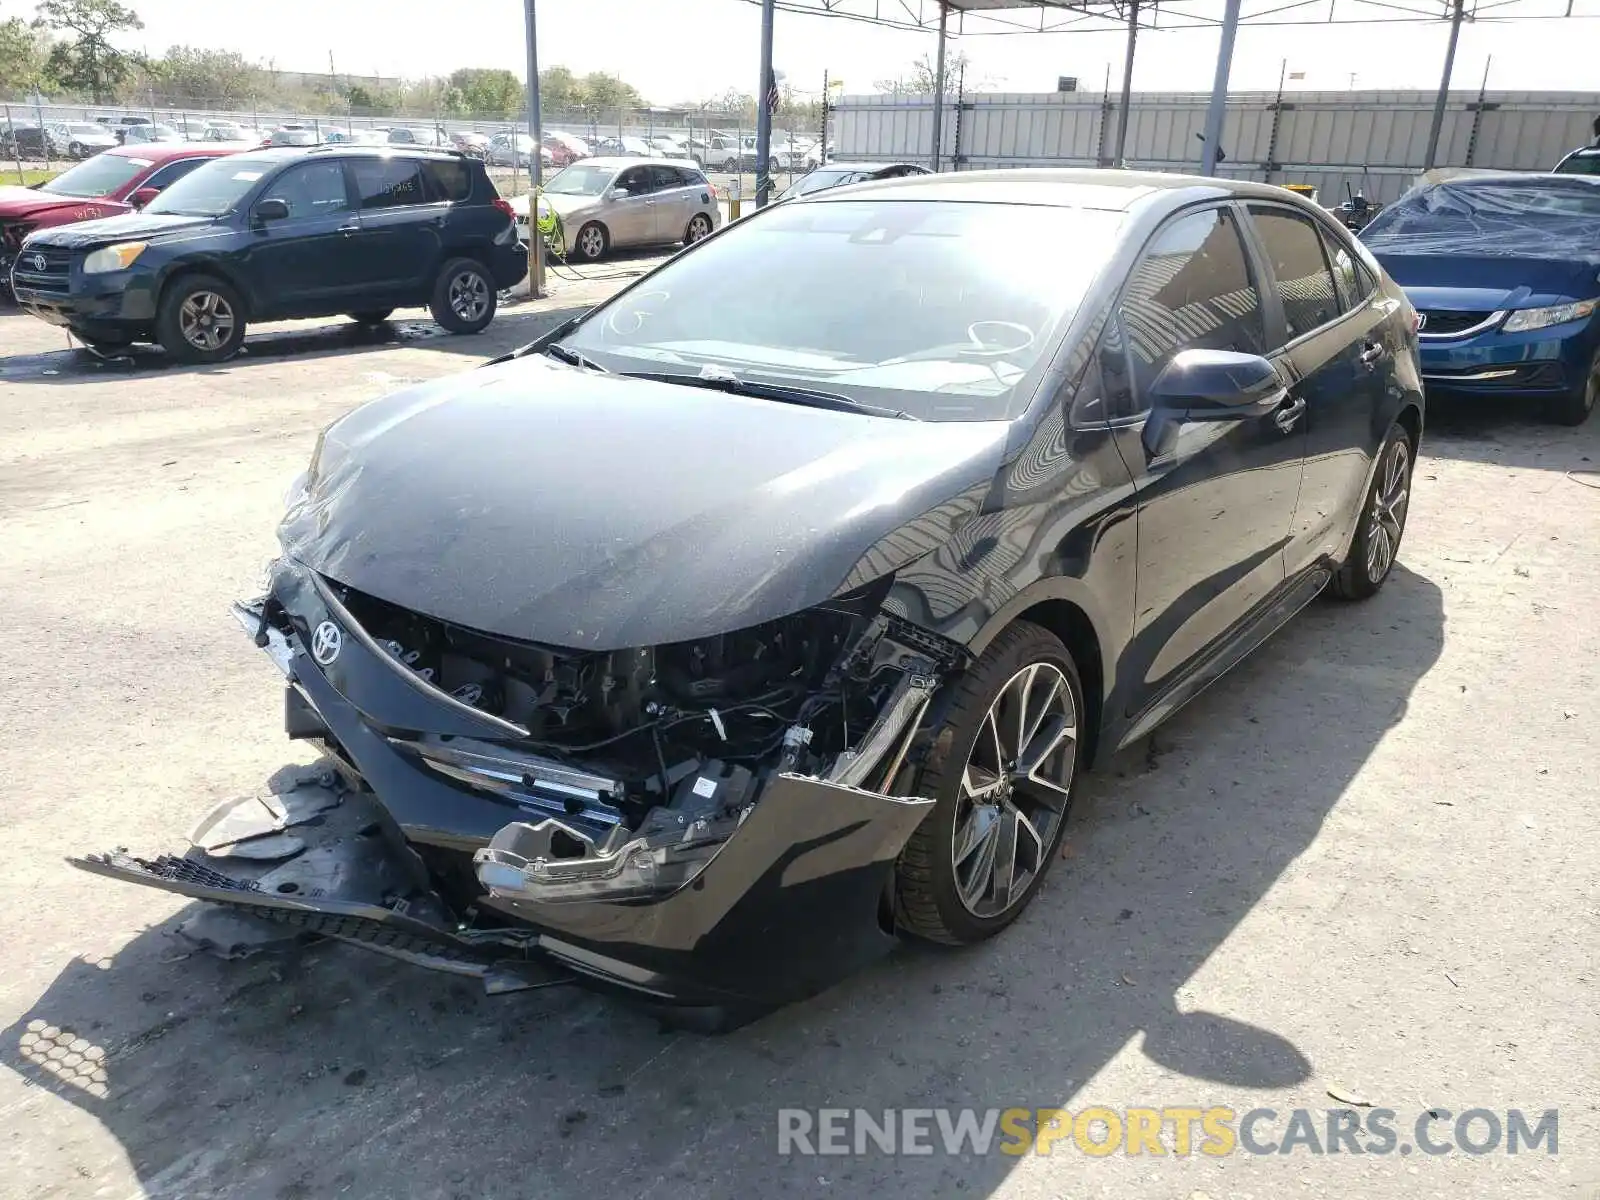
(538, 157, 720, 260)
(122, 123, 182, 146)
(486, 132, 552, 169)
(323, 128, 385, 146)
(96, 115, 152, 144)
(267, 127, 321, 148)
(1553, 146, 1600, 176)
(11, 145, 527, 360)
(699, 134, 743, 171)
(594, 135, 662, 159)
(450, 130, 491, 159)
(778, 161, 930, 201)
(201, 121, 252, 142)
(543, 129, 589, 166)
(72, 169, 1424, 1025)
(1, 142, 243, 296)
(387, 126, 448, 147)
(1360, 172, 1600, 425)
(52, 122, 120, 158)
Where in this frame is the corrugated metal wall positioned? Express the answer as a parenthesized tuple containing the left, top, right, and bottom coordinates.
(834, 89, 1600, 202)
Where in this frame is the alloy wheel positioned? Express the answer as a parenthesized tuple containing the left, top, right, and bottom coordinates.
(178, 291, 236, 352)
(448, 270, 489, 323)
(1365, 437, 1410, 583)
(578, 226, 605, 259)
(952, 662, 1077, 917)
(686, 215, 711, 242)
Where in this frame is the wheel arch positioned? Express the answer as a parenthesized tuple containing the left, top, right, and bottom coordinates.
(1394, 399, 1423, 452)
(158, 258, 253, 319)
(963, 581, 1111, 770)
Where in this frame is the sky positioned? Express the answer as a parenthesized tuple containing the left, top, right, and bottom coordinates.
(111, 0, 1600, 104)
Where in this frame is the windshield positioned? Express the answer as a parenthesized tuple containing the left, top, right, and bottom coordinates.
(1555, 152, 1600, 177)
(144, 154, 271, 216)
(38, 153, 151, 198)
(561, 199, 1125, 422)
(1362, 178, 1600, 257)
(544, 163, 616, 196)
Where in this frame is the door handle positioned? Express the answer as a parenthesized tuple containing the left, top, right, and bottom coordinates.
(1359, 342, 1387, 366)
(337, 222, 359, 236)
(1273, 397, 1307, 433)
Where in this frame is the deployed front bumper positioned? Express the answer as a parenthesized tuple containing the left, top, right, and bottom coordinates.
(70, 559, 937, 1018)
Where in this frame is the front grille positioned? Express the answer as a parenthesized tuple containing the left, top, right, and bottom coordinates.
(1417, 309, 1494, 337)
(10, 245, 72, 295)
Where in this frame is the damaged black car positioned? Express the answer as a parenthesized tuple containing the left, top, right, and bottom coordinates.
(76, 170, 1424, 1027)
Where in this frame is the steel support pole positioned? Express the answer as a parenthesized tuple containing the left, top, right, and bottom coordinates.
(1200, 0, 1241, 175)
(1423, 0, 1465, 171)
(1114, 0, 1139, 166)
(930, 2, 949, 170)
(523, 0, 544, 296)
(755, 0, 776, 208)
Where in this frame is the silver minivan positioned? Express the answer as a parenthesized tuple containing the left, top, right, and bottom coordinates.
(535, 157, 722, 261)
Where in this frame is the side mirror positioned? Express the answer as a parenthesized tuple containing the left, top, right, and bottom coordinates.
(129, 186, 160, 209)
(254, 197, 290, 223)
(605, 187, 629, 202)
(1148, 349, 1283, 416)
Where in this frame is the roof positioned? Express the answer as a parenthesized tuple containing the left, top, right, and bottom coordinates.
(566, 155, 704, 170)
(808, 161, 925, 172)
(108, 141, 252, 164)
(237, 144, 475, 163)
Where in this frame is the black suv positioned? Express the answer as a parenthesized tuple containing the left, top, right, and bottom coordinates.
(10, 146, 528, 362)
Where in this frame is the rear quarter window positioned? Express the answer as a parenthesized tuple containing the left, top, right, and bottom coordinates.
(422, 160, 472, 202)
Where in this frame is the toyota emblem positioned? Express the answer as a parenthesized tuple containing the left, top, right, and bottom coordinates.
(29, 252, 46, 272)
(1414, 313, 1428, 331)
(310, 620, 343, 666)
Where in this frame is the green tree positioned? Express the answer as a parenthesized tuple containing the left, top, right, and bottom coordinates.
(875, 49, 968, 97)
(0, 16, 52, 95)
(343, 81, 396, 116)
(147, 44, 260, 106)
(449, 67, 521, 119)
(577, 70, 641, 111)
(34, 0, 142, 102)
(539, 64, 578, 111)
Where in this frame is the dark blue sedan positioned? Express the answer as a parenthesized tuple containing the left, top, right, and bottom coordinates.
(1361, 173, 1600, 425)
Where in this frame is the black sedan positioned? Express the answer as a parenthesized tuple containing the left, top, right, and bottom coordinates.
(76, 170, 1424, 1027)
(778, 160, 930, 200)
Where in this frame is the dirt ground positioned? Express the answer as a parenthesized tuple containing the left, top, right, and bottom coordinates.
(1, 275, 1596, 1200)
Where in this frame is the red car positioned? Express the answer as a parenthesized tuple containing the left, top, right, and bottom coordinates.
(2, 142, 246, 296)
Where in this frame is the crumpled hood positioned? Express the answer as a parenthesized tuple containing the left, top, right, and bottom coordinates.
(24, 210, 217, 249)
(279, 355, 1008, 650)
(0, 186, 96, 221)
(542, 192, 601, 220)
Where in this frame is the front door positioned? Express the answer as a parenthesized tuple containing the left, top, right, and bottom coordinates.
(347, 156, 444, 298)
(1100, 204, 1308, 718)
(244, 159, 362, 316)
(1241, 203, 1395, 575)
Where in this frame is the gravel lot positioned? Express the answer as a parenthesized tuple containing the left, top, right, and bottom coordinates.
(1, 275, 1596, 1200)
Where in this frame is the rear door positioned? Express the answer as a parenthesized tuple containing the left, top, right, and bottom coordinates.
(243, 158, 364, 316)
(348, 155, 443, 296)
(647, 164, 694, 241)
(1098, 204, 1307, 716)
(1241, 202, 1391, 577)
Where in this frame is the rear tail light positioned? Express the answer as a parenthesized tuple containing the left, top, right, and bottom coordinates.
(707, 182, 719, 200)
(492, 197, 516, 220)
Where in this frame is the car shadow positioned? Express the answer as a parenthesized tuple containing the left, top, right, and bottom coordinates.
(0, 302, 597, 387)
(2, 565, 1444, 1199)
(1420, 394, 1600, 473)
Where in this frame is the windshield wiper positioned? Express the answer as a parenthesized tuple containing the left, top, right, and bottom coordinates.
(617, 369, 918, 420)
(541, 342, 608, 372)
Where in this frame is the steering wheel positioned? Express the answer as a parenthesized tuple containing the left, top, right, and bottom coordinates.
(962, 321, 1035, 358)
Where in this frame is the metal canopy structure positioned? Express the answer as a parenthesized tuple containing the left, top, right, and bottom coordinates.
(738, 0, 1591, 203)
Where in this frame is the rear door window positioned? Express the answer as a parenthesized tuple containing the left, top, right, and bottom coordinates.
(647, 164, 684, 191)
(1247, 205, 1343, 339)
(353, 157, 429, 210)
(1117, 206, 1268, 408)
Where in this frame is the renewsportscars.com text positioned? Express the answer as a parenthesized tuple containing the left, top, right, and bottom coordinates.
(776, 1106, 1559, 1158)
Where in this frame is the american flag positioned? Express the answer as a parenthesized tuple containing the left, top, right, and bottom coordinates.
(765, 70, 781, 116)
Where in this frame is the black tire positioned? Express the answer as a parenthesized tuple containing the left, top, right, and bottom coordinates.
(1330, 421, 1414, 601)
(895, 621, 1084, 946)
(348, 309, 394, 325)
(683, 213, 713, 246)
(572, 221, 608, 263)
(428, 257, 496, 334)
(156, 274, 247, 364)
(1544, 350, 1598, 426)
(68, 142, 84, 159)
